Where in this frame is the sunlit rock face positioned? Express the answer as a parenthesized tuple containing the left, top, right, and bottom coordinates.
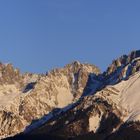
(104, 50, 140, 84)
(2, 50, 140, 140)
(0, 61, 100, 139)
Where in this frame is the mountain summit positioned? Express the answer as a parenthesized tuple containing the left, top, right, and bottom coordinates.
(1, 51, 140, 140)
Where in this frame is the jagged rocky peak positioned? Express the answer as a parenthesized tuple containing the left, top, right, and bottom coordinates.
(47, 61, 101, 98)
(11, 61, 100, 126)
(65, 61, 100, 73)
(0, 62, 22, 85)
(104, 50, 140, 84)
(106, 50, 140, 75)
(49, 61, 100, 75)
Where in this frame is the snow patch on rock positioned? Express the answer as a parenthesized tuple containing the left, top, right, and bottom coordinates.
(89, 114, 102, 132)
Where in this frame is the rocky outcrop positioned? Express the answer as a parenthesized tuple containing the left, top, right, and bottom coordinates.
(0, 61, 100, 139)
(0, 63, 22, 86)
(104, 50, 140, 84)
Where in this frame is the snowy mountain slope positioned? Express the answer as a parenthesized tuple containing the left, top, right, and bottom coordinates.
(115, 71, 140, 122)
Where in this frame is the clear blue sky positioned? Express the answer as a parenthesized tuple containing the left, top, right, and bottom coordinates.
(0, 0, 140, 73)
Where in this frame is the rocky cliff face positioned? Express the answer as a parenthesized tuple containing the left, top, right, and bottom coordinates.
(104, 50, 140, 84)
(0, 61, 100, 139)
(1, 51, 140, 140)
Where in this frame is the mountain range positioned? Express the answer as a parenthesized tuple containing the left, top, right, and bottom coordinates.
(0, 50, 140, 140)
